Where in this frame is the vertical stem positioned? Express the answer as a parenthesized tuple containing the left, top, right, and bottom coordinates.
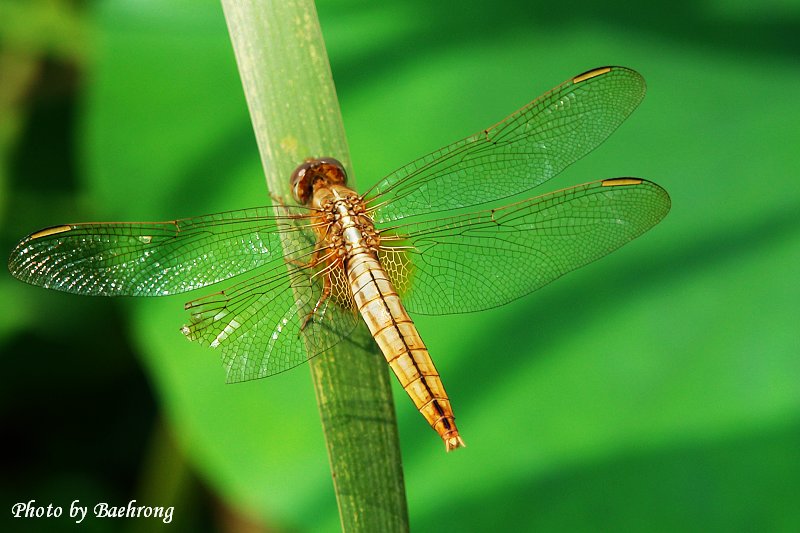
(219, 1, 409, 531)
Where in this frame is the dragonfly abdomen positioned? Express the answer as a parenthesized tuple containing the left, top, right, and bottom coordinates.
(346, 253, 465, 451)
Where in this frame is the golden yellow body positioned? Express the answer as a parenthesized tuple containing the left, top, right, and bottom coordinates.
(294, 160, 464, 451)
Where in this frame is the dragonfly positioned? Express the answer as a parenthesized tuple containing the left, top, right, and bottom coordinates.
(8, 66, 670, 451)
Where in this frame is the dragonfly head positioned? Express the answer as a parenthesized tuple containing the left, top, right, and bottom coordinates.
(291, 157, 348, 205)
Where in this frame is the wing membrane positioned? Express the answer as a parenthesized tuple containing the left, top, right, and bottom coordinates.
(7, 207, 312, 296)
(366, 66, 646, 223)
(381, 178, 670, 315)
(183, 254, 360, 382)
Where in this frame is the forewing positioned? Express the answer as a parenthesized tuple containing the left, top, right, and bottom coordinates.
(381, 178, 670, 315)
(7, 207, 310, 296)
(366, 67, 646, 223)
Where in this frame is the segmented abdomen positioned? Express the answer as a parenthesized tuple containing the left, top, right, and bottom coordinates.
(346, 253, 464, 451)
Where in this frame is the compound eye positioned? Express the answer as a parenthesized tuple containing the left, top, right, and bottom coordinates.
(290, 157, 347, 204)
(319, 157, 347, 185)
(316, 157, 348, 187)
(290, 161, 314, 204)
(318, 157, 344, 173)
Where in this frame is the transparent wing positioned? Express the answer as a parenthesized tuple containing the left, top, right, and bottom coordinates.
(182, 247, 360, 382)
(379, 178, 670, 315)
(7, 204, 360, 381)
(7, 207, 311, 296)
(365, 66, 646, 223)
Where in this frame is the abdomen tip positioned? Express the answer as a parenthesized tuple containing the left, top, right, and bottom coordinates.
(445, 435, 466, 452)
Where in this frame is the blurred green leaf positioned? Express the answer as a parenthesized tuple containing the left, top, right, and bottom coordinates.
(0, 0, 87, 59)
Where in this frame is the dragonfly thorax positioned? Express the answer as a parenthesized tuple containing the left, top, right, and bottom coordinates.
(319, 194, 379, 260)
(290, 157, 348, 205)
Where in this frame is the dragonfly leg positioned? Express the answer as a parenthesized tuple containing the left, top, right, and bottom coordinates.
(269, 191, 315, 224)
(269, 191, 297, 210)
(269, 191, 284, 204)
(300, 271, 332, 331)
(285, 236, 332, 269)
(290, 224, 344, 330)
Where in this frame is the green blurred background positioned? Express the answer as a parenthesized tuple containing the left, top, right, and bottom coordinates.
(2, 0, 798, 531)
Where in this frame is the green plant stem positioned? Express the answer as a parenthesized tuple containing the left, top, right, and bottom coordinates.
(219, 1, 409, 531)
